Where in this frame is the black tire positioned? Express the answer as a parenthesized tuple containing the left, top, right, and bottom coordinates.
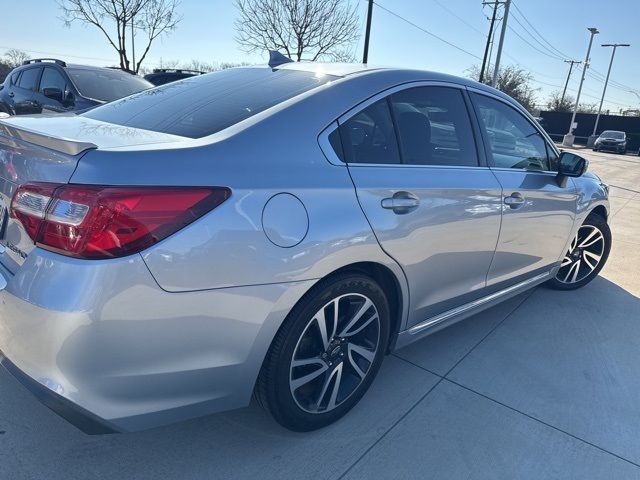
(546, 213, 611, 290)
(255, 273, 390, 431)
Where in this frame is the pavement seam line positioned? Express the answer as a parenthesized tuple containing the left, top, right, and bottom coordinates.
(442, 288, 536, 378)
(336, 376, 446, 479)
(337, 289, 535, 479)
(444, 378, 640, 470)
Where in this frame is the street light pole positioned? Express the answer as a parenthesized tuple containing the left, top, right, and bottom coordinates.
(590, 43, 630, 140)
(563, 27, 599, 147)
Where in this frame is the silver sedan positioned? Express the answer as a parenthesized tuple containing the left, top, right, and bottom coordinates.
(0, 60, 610, 434)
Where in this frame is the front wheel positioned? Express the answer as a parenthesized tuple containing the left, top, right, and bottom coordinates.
(255, 273, 390, 431)
(546, 214, 611, 290)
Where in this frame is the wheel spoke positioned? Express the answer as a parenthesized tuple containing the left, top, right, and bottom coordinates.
(583, 250, 601, 271)
(316, 363, 343, 411)
(561, 255, 573, 267)
(339, 298, 373, 337)
(348, 342, 376, 363)
(290, 362, 328, 392)
(563, 260, 580, 283)
(347, 344, 369, 380)
(578, 228, 603, 248)
(314, 304, 335, 351)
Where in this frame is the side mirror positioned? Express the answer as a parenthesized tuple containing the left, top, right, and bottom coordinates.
(556, 151, 588, 186)
(42, 87, 63, 102)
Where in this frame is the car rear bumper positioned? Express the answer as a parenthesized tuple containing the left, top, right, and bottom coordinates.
(0, 249, 315, 433)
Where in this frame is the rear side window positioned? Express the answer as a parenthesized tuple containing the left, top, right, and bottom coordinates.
(84, 68, 337, 138)
(338, 99, 401, 164)
(389, 86, 478, 166)
(17, 68, 40, 91)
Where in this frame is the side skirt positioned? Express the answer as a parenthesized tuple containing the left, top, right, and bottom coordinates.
(393, 270, 553, 351)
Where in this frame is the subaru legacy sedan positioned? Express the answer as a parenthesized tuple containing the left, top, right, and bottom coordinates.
(0, 61, 610, 434)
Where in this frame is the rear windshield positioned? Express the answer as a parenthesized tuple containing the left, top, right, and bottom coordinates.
(83, 68, 337, 138)
(68, 68, 152, 102)
(600, 131, 625, 139)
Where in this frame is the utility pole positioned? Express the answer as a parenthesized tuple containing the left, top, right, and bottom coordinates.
(590, 43, 630, 141)
(563, 27, 599, 147)
(490, 0, 510, 87)
(561, 60, 581, 104)
(362, 0, 374, 64)
(131, 20, 136, 73)
(479, 0, 499, 83)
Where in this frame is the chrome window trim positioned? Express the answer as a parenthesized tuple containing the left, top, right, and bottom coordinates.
(465, 86, 562, 173)
(318, 80, 482, 168)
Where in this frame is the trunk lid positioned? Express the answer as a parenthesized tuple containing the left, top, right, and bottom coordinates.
(0, 115, 184, 269)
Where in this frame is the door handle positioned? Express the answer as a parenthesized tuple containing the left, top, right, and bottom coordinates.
(381, 192, 420, 214)
(504, 192, 525, 209)
(8, 92, 14, 98)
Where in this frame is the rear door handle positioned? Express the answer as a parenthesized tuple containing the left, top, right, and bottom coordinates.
(504, 192, 525, 209)
(381, 192, 420, 214)
(8, 92, 14, 98)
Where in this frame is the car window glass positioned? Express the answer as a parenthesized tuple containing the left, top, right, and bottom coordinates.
(389, 87, 478, 166)
(471, 93, 550, 171)
(84, 68, 336, 138)
(40, 67, 67, 93)
(17, 68, 40, 91)
(338, 99, 401, 164)
(10, 72, 21, 86)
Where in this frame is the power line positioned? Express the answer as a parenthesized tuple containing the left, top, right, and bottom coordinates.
(507, 24, 564, 61)
(510, 1, 573, 59)
(508, 13, 565, 60)
(373, 1, 482, 60)
(428, 0, 485, 37)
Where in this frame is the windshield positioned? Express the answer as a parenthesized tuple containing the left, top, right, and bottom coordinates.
(600, 131, 625, 140)
(83, 67, 337, 138)
(68, 68, 152, 102)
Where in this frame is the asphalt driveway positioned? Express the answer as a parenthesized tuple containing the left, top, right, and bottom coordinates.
(1, 149, 639, 480)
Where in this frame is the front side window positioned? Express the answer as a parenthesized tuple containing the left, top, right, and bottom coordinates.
(338, 99, 401, 164)
(40, 67, 68, 94)
(389, 86, 478, 166)
(17, 68, 40, 91)
(471, 93, 554, 171)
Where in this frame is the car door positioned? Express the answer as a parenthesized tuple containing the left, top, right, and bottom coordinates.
(468, 91, 577, 286)
(32, 66, 72, 113)
(12, 67, 41, 114)
(328, 84, 503, 327)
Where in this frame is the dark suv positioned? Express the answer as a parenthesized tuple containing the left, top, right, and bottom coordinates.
(0, 59, 153, 115)
(144, 68, 205, 86)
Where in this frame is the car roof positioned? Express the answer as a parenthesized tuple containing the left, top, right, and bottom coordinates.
(274, 61, 510, 102)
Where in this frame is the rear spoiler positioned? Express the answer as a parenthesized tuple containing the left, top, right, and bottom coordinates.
(0, 119, 97, 156)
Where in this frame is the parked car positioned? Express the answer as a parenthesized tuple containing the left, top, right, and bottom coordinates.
(0, 58, 152, 115)
(0, 60, 611, 434)
(144, 68, 205, 86)
(593, 130, 627, 153)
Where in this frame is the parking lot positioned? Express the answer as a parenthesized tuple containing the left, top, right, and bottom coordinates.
(0, 147, 639, 480)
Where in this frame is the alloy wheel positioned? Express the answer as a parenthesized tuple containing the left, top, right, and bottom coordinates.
(556, 225, 605, 284)
(289, 293, 380, 414)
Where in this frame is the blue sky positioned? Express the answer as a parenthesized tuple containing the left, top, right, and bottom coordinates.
(1, 0, 638, 111)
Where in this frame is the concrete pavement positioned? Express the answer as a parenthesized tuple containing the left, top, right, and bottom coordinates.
(1, 149, 639, 479)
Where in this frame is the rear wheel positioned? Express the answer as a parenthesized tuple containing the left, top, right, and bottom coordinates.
(256, 273, 390, 431)
(546, 213, 611, 290)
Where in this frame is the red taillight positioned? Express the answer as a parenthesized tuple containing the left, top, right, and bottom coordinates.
(10, 183, 231, 259)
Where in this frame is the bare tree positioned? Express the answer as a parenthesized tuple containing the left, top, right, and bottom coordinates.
(4, 49, 30, 68)
(468, 64, 538, 113)
(234, 0, 359, 62)
(59, 0, 181, 73)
